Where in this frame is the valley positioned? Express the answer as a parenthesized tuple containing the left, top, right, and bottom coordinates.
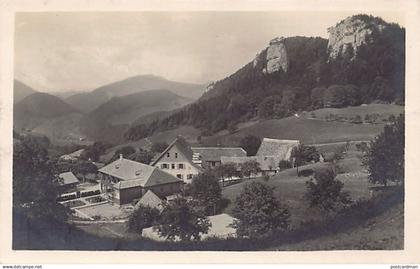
(11, 13, 406, 252)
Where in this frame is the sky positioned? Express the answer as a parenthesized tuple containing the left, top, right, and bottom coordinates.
(14, 11, 405, 93)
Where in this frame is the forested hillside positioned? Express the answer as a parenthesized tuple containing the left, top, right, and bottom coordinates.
(125, 15, 405, 141)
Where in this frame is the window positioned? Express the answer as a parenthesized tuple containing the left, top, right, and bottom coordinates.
(167, 152, 170, 157)
(176, 174, 183, 179)
(161, 163, 168, 169)
(187, 174, 193, 180)
(175, 152, 178, 158)
(178, 163, 185, 169)
(171, 164, 175, 169)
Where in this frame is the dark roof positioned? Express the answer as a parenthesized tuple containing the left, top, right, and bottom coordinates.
(191, 147, 247, 162)
(143, 168, 183, 187)
(99, 157, 182, 190)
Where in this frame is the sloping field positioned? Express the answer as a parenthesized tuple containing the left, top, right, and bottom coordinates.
(222, 162, 371, 228)
(270, 200, 404, 250)
(202, 104, 403, 146)
(302, 103, 404, 120)
(204, 116, 385, 146)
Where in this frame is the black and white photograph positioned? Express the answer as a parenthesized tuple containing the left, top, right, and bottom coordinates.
(1, 1, 418, 262)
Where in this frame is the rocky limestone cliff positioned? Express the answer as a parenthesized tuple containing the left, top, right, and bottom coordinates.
(205, 82, 215, 93)
(327, 16, 386, 59)
(254, 37, 288, 74)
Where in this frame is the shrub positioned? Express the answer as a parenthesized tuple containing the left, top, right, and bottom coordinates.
(298, 169, 314, 177)
(279, 160, 292, 170)
(352, 115, 363, 124)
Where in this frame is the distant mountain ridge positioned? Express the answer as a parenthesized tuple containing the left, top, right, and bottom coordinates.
(14, 80, 37, 104)
(14, 92, 79, 119)
(13, 92, 87, 143)
(65, 75, 205, 113)
(78, 89, 193, 143)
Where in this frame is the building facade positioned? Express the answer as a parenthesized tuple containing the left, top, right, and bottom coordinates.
(151, 137, 202, 184)
(98, 156, 183, 205)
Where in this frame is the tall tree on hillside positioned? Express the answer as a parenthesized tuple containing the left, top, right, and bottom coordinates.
(190, 171, 222, 215)
(239, 160, 261, 180)
(80, 141, 109, 162)
(151, 142, 169, 153)
(155, 197, 211, 241)
(364, 114, 404, 186)
(13, 137, 69, 221)
(240, 135, 262, 156)
(232, 182, 290, 238)
(290, 145, 320, 175)
(305, 168, 351, 215)
(128, 205, 160, 234)
(129, 148, 154, 164)
(109, 145, 136, 162)
(72, 161, 97, 183)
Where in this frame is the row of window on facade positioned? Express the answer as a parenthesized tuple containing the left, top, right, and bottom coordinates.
(176, 174, 194, 180)
(160, 163, 191, 170)
(167, 152, 179, 158)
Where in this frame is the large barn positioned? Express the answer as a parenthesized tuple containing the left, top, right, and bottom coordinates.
(190, 147, 247, 168)
(256, 138, 300, 160)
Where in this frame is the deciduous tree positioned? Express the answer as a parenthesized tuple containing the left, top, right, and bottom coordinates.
(190, 172, 222, 215)
(232, 182, 290, 238)
(305, 168, 351, 214)
(128, 205, 160, 234)
(239, 160, 261, 179)
(363, 114, 404, 186)
(240, 135, 261, 156)
(155, 197, 211, 241)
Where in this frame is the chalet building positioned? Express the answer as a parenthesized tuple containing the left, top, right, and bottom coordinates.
(151, 137, 203, 184)
(221, 138, 300, 177)
(98, 155, 183, 205)
(190, 147, 247, 169)
(221, 156, 281, 177)
(57, 171, 79, 192)
(256, 138, 300, 160)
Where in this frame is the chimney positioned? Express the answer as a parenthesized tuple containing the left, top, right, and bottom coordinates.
(119, 154, 123, 160)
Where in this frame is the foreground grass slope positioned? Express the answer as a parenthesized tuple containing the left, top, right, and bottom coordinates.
(270, 201, 403, 250)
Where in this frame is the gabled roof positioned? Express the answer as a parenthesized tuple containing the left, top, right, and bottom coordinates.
(58, 172, 79, 185)
(221, 156, 281, 171)
(191, 147, 247, 162)
(256, 138, 299, 160)
(100, 157, 182, 190)
(135, 190, 164, 211)
(99, 157, 155, 181)
(59, 149, 84, 160)
(151, 136, 202, 170)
